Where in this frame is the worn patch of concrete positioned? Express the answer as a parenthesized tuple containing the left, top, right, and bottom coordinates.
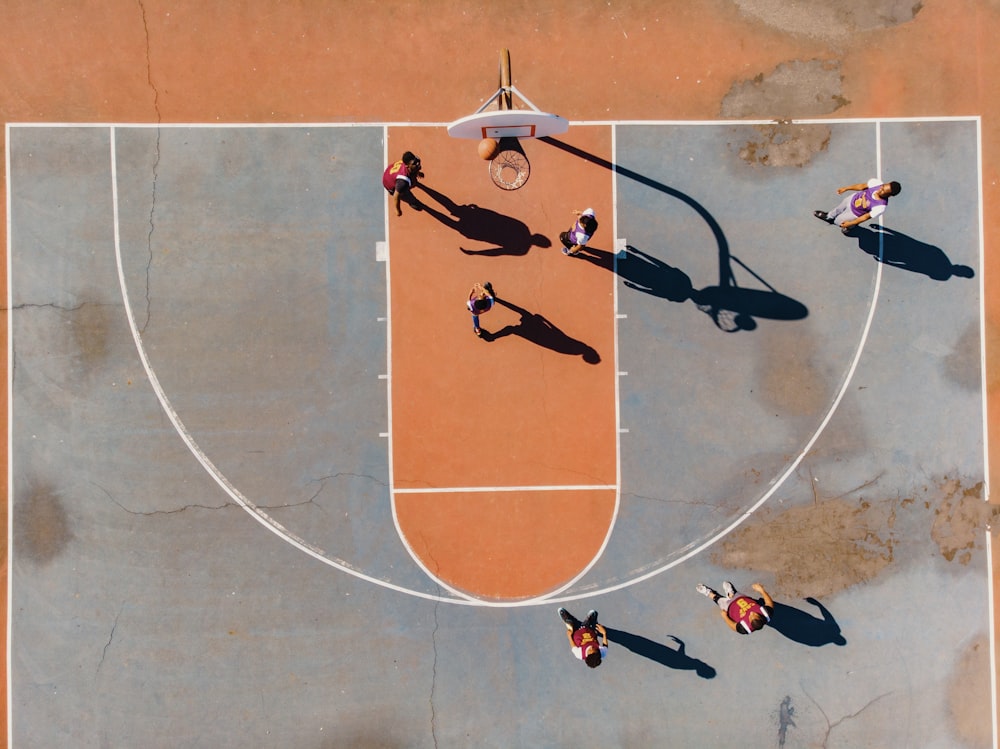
(712, 474, 993, 598)
(753, 321, 832, 415)
(68, 298, 114, 375)
(14, 482, 73, 565)
(712, 493, 896, 599)
(730, 122, 832, 168)
(720, 60, 847, 120)
(942, 320, 983, 392)
(947, 634, 993, 749)
(928, 477, 991, 565)
(731, 0, 922, 41)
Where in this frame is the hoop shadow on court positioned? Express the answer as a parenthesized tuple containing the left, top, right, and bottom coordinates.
(768, 598, 847, 647)
(416, 183, 551, 256)
(481, 297, 600, 363)
(604, 629, 716, 678)
(540, 137, 808, 332)
(852, 225, 975, 281)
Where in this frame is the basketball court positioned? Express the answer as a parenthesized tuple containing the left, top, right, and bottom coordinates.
(4, 5, 1000, 748)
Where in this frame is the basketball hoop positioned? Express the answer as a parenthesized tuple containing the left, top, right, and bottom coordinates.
(489, 140, 530, 190)
(447, 49, 568, 191)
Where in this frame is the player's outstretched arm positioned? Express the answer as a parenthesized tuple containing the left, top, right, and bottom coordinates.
(837, 183, 868, 194)
(752, 583, 774, 609)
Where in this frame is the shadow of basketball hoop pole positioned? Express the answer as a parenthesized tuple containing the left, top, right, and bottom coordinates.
(540, 136, 808, 332)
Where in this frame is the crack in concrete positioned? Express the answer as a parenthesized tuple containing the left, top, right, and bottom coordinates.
(804, 686, 894, 747)
(417, 536, 442, 749)
(831, 472, 886, 501)
(620, 490, 727, 511)
(308, 471, 390, 491)
(95, 480, 232, 515)
(137, 0, 160, 335)
(429, 595, 440, 749)
(10, 301, 118, 313)
(94, 480, 321, 517)
(96, 601, 125, 681)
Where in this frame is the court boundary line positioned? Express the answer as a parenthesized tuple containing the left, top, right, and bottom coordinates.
(975, 115, 997, 749)
(5, 119, 13, 749)
(989, 530, 998, 748)
(3, 118, 985, 610)
(4, 116, 980, 129)
(395, 484, 617, 494)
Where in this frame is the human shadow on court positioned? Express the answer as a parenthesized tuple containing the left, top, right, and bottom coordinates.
(852, 225, 975, 281)
(569, 244, 694, 302)
(605, 629, 716, 678)
(768, 598, 847, 647)
(482, 297, 600, 363)
(416, 183, 551, 256)
(540, 137, 808, 332)
(570, 244, 807, 331)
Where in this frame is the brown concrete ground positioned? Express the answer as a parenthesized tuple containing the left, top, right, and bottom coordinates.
(3, 0, 1000, 744)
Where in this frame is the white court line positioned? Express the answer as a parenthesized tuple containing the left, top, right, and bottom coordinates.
(975, 115, 997, 749)
(22, 119, 976, 609)
(6, 116, 980, 129)
(395, 484, 617, 494)
(5, 122, 14, 749)
(978, 114, 991, 501)
(989, 527, 999, 749)
(988, 529, 999, 749)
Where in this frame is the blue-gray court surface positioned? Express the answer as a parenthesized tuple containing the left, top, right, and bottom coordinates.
(6, 118, 991, 747)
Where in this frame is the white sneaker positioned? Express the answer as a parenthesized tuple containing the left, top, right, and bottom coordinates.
(696, 583, 712, 597)
(723, 581, 737, 598)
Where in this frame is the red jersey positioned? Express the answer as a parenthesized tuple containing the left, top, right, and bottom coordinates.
(572, 627, 598, 648)
(727, 595, 770, 634)
(382, 160, 412, 191)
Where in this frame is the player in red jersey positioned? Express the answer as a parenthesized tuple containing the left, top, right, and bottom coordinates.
(382, 151, 424, 216)
(558, 607, 608, 668)
(696, 580, 774, 634)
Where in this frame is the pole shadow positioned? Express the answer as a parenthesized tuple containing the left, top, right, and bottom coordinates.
(768, 597, 847, 647)
(853, 224, 975, 280)
(541, 137, 808, 332)
(482, 297, 600, 364)
(604, 628, 716, 678)
(416, 183, 551, 256)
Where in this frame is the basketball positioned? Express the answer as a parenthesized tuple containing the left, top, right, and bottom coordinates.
(478, 137, 500, 160)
